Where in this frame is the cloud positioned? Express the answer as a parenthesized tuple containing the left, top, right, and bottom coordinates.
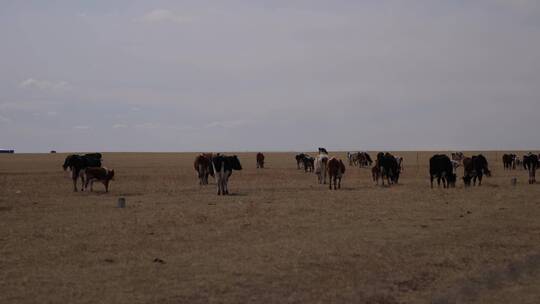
(204, 120, 251, 129)
(0, 114, 11, 124)
(112, 123, 128, 128)
(141, 9, 192, 24)
(134, 122, 159, 129)
(19, 78, 71, 91)
(73, 125, 90, 130)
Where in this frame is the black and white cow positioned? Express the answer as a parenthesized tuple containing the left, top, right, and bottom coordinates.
(211, 154, 242, 195)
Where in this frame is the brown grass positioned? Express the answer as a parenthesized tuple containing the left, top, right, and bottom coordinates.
(1, 151, 540, 303)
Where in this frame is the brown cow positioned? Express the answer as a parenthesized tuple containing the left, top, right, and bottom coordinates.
(194, 154, 214, 185)
(327, 157, 345, 190)
(256, 152, 265, 168)
(84, 167, 115, 192)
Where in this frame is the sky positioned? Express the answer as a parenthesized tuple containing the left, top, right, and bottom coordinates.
(1, 0, 539, 152)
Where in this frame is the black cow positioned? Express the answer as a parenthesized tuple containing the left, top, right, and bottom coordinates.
(376, 152, 400, 186)
(502, 154, 516, 170)
(212, 154, 242, 195)
(295, 153, 307, 169)
(429, 154, 456, 188)
(62, 153, 103, 191)
(303, 156, 315, 172)
(523, 153, 539, 184)
(462, 154, 491, 186)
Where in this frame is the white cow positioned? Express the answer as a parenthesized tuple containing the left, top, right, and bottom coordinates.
(315, 153, 329, 184)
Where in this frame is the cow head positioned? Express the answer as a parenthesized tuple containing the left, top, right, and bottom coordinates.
(62, 155, 75, 171)
(231, 155, 242, 170)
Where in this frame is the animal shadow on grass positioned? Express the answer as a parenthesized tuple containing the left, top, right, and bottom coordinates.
(227, 192, 248, 197)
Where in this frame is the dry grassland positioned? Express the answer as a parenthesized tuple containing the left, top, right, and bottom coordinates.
(1, 151, 540, 303)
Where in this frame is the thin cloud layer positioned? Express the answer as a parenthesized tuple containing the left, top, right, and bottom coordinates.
(141, 9, 192, 24)
(19, 78, 71, 91)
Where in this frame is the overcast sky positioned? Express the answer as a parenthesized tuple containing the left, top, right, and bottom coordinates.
(1, 1, 539, 152)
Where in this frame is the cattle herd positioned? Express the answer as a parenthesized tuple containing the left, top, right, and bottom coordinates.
(61, 150, 540, 195)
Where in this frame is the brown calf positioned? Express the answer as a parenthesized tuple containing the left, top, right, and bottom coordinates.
(84, 167, 115, 192)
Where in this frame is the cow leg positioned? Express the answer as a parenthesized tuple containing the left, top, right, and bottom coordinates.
(223, 174, 229, 195)
(80, 173, 85, 191)
(90, 180, 94, 192)
(216, 175, 222, 195)
(338, 176, 341, 189)
(478, 174, 482, 186)
(72, 170, 79, 192)
(430, 175, 434, 188)
(105, 181, 109, 192)
(84, 175, 90, 191)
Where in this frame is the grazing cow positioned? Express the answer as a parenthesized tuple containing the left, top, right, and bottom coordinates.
(462, 154, 491, 186)
(303, 156, 315, 172)
(315, 153, 329, 184)
(523, 153, 538, 184)
(429, 154, 456, 188)
(84, 167, 115, 192)
(62, 153, 102, 192)
(376, 152, 401, 186)
(256, 152, 265, 169)
(295, 153, 307, 169)
(502, 154, 516, 170)
(212, 154, 242, 195)
(327, 157, 345, 190)
(347, 152, 373, 168)
(194, 154, 214, 185)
